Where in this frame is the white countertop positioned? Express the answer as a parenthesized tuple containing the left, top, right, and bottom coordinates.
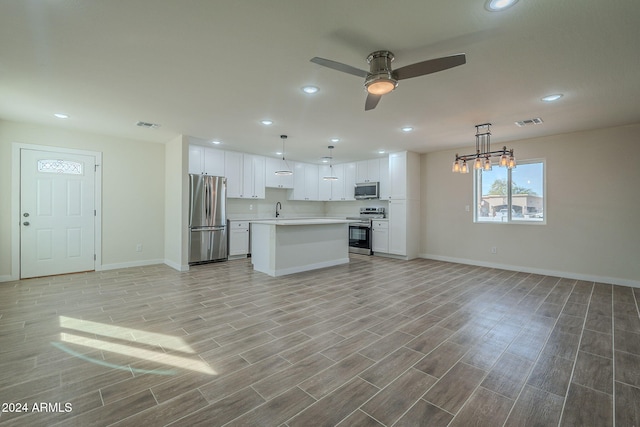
(250, 218, 357, 226)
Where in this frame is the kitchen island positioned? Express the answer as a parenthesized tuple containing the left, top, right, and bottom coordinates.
(250, 219, 355, 277)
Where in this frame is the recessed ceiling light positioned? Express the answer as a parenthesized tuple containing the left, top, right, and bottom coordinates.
(54, 113, 69, 119)
(211, 140, 222, 145)
(330, 138, 340, 143)
(485, 0, 518, 12)
(378, 150, 386, 154)
(261, 119, 273, 125)
(541, 93, 564, 102)
(302, 85, 319, 94)
(401, 126, 414, 132)
(275, 151, 282, 156)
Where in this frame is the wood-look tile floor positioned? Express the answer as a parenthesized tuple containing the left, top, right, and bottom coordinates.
(1, 255, 639, 426)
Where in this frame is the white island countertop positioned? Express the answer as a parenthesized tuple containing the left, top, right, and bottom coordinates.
(250, 219, 354, 277)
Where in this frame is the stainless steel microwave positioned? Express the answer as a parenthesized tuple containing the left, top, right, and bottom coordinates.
(354, 182, 379, 199)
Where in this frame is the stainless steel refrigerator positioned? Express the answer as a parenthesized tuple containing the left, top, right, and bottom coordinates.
(189, 174, 228, 264)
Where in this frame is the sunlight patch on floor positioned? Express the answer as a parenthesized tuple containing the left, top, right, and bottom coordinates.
(57, 316, 217, 375)
(59, 315, 193, 352)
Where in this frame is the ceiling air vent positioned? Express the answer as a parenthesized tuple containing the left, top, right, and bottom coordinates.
(515, 117, 543, 127)
(136, 121, 160, 129)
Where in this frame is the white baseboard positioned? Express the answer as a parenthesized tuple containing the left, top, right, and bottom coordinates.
(101, 259, 166, 271)
(163, 259, 190, 272)
(0, 275, 16, 283)
(420, 253, 640, 289)
(256, 257, 350, 277)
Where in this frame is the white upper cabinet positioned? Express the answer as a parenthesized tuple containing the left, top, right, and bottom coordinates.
(328, 162, 356, 201)
(343, 162, 356, 200)
(242, 154, 266, 199)
(265, 157, 294, 189)
(388, 152, 407, 199)
(318, 165, 333, 201)
(388, 151, 420, 200)
(189, 145, 224, 176)
(189, 145, 203, 174)
(290, 162, 319, 201)
(356, 158, 381, 183)
(224, 151, 244, 198)
(379, 156, 390, 200)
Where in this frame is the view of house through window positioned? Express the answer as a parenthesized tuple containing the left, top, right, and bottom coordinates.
(475, 160, 545, 223)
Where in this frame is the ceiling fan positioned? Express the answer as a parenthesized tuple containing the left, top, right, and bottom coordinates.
(310, 51, 466, 110)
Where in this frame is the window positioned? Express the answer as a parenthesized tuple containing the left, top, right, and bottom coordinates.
(474, 160, 545, 223)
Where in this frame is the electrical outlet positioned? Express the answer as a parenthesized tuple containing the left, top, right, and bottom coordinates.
(136, 244, 142, 252)
(491, 247, 497, 254)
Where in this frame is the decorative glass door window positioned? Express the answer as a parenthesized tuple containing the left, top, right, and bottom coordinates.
(37, 159, 83, 175)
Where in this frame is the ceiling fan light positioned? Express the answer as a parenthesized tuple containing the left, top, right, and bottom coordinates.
(366, 79, 396, 95)
(452, 159, 460, 173)
(275, 170, 293, 176)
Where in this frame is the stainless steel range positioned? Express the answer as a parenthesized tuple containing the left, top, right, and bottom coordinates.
(347, 207, 385, 255)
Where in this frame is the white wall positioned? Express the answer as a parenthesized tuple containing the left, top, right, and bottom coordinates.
(163, 135, 189, 270)
(421, 123, 640, 287)
(0, 120, 166, 280)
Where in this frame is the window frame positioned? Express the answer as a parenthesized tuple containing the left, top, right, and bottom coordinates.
(473, 158, 546, 225)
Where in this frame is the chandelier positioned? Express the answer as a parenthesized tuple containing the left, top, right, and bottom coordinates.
(452, 123, 516, 174)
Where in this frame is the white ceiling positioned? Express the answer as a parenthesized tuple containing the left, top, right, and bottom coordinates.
(1, 0, 639, 163)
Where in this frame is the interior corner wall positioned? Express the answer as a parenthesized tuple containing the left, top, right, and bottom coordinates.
(163, 135, 189, 271)
(0, 119, 166, 280)
(421, 123, 640, 287)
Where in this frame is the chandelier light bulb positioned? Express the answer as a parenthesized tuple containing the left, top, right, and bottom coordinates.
(483, 157, 493, 171)
(452, 159, 461, 173)
(474, 157, 483, 170)
(460, 161, 469, 174)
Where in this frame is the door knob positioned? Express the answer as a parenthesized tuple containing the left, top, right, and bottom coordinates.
(23, 221, 30, 226)
(23, 212, 30, 217)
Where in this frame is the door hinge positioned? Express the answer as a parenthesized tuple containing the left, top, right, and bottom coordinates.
(94, 164, 100, 172)
(94, 209, 97, 216)
(94, 254, 96, 261)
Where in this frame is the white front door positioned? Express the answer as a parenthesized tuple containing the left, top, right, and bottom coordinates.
(20, 149, 97, 278)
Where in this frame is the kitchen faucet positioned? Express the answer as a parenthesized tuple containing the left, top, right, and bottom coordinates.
(275, 202, 282, 218)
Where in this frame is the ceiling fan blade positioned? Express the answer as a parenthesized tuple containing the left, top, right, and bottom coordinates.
(310, 57, 369, 78)
(365, 93, 382, 111)
(394, 53, 466, 80)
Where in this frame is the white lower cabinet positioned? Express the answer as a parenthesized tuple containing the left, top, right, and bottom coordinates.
(372, 220, 389, 253)
(387, 198, 420, 258)
(228, 221, 250, 258)
(388, 200, 407, 255)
